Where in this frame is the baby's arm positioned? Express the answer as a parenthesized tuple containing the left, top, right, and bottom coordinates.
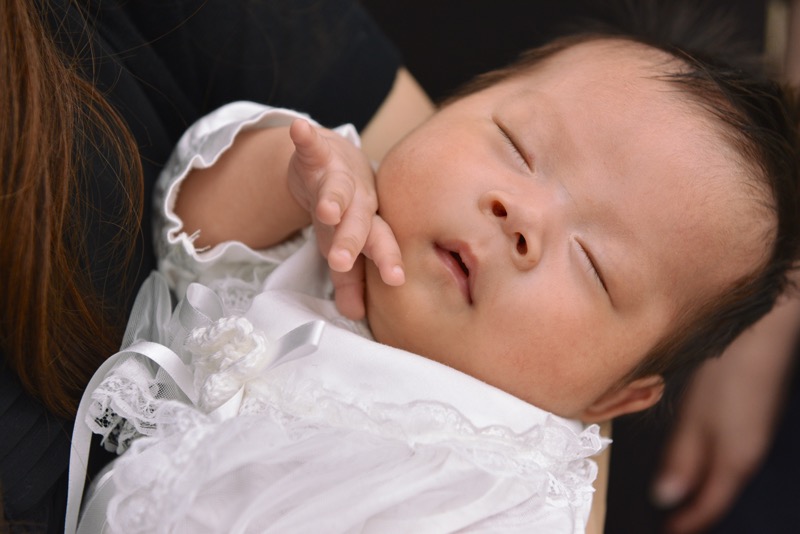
(176, 125, 309, 251)
(174, 115, 403, 317)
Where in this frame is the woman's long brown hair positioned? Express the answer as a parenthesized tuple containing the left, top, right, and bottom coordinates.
(0, 0, 143, 418)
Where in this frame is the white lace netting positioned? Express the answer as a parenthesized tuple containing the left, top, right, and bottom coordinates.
(239, 377, 602, 506)
(204, 268, 269, 315)
(88, 303, 604, 533)
(87, 354, 214, 454)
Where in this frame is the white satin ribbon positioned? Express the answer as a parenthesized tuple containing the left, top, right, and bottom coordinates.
(64, 273, 325, 533)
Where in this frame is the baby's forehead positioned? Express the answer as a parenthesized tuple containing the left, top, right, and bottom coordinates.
(507, 38, 698, 113)
(502, 37, 752, 172)
(534, 37, 681, 79)
(495, 38, 723, 143)
(497, 38, 773, 301)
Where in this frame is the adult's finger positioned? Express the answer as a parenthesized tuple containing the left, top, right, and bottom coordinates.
(665, 459, 747, 534)
(653, 415, 707, 511)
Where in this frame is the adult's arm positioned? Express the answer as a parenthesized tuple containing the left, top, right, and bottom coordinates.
(784, 0, 800, 85)
(360, 68, 435, 161)
(122, 0, 418, 133)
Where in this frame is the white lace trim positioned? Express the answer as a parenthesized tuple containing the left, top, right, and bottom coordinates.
(240, 379, 601, 510)
(89, 314, 602, 510)
(86, 357, 208, 454)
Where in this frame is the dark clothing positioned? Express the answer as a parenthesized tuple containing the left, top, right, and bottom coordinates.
(1, 1, 400, 530)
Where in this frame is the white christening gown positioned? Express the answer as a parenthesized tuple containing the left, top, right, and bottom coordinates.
(75, 252, 604, 533)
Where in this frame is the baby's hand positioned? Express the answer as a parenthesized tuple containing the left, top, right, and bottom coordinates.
(288, 119, 404, 319)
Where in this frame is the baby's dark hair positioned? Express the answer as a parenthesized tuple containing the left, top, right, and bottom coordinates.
(449, 0, 800, 410)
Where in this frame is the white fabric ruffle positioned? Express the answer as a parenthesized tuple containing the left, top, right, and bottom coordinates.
(105, 402, 601, 534)
(82, 269, 606, 534)
(153, 102, 358, 305)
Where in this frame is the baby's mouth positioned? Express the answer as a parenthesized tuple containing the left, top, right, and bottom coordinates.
(451, 251, 470, 277)
(436, 244, 473, 304)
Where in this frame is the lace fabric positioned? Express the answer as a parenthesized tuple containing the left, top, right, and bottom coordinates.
(81, 113, 608, 528)
(100, 385, 601, 533)
(86, 297, 604, 533)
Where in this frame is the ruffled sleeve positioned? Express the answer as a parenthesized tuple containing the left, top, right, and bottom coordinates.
(153, 102, 362, 304)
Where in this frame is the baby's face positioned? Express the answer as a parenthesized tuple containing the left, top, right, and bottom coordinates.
(365, 39, 772, 420)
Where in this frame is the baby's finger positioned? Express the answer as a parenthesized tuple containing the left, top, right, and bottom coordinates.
(326, 199, 375, 273)
(289, 118, 330, 170)
(314, 170, 356, 227)
(331, 258, 367, 320)
(363, 215, 404, 286)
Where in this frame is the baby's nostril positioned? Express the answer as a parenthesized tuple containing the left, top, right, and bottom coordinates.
(516, 234, 527, 255)
(491, 201, 507, 218)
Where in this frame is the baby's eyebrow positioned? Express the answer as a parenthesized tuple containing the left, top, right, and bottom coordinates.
(520, 96, 574, 176)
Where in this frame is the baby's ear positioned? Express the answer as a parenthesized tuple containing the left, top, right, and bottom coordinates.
(578, 375, 664, 423)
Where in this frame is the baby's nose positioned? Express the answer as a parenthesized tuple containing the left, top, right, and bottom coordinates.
(480, 192, 542, 271)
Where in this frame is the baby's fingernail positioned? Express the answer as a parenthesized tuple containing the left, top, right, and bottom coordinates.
(651, 476, 687, 509)
(391, 265, 405, 284)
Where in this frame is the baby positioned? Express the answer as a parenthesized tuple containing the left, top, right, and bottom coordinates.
(68, 25, 799, 534)
(176, 34, 795, 422)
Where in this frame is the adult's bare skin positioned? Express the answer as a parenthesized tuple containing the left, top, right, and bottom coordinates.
(360, 68, 435, 161)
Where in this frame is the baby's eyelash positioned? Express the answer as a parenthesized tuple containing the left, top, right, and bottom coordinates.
(578, 241, 608, 293)
(497, 123, 530, 170)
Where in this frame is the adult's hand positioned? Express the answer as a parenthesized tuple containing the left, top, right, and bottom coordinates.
(653, 296, 800, 533)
